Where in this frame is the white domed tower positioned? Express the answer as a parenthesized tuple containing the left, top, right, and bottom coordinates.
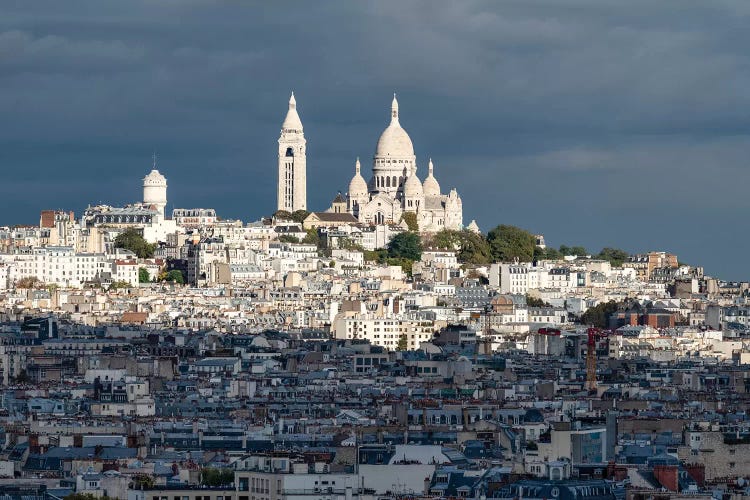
(277, 92, 307, 212)
(422, 159, 441, 198)
(403, 166, 424, 212)
(143, 160, 167, 219)
(371, 95, 416, 196)
(347, 158, 369, 217)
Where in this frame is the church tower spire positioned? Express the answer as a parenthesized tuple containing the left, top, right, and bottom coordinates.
(277, 92, 307, 212)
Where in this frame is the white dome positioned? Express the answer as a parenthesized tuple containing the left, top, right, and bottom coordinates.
(422, 159, 441, 197)
(403, 171, 423, 198)
(281, 92, 303, 131)
(143, 169, 166, 187)
(375, 95, 414, 158)
(348, 158, 368, 196)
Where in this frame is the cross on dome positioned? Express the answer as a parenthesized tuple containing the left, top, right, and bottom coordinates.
(391, 93, 399, 122)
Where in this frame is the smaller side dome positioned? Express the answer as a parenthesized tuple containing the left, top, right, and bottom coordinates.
(403, 170, 423, 198)
(422, 159, 441, 197)
(348, 158, 368, 196)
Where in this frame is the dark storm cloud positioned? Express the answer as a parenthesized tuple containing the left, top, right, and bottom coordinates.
(1, 0, 748, 278)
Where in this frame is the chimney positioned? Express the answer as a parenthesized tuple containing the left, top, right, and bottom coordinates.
(685, 463, 705, 487)
(653, 465, 679, 492)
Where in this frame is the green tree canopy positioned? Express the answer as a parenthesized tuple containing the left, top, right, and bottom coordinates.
(397, 334, 408, 351)
(138, 267, 150, 283)
(559, 245, 588, 257)
(273, 210, 292, 220)
(400, 211, 419, 232)
(302, 228, 320, 246)
(456, 230, 492, 265)
(580, 300, 620, 328)
(163, 270, 185, 284)
(108, 280, 132, 290)
(291, 209, 311, 223)
(534, 246, 563, 261)
(596, 247, 630, 267)
(201, 467, 235, 487)
(429, 229, 492, 265)
(430, 229, 461, 250)
(114, 228, 155, 258)
(388, 232, 423, 261)
(487, 225, 536, 262)
(277, 234, 299, 243)
(526, 295, 551, 307)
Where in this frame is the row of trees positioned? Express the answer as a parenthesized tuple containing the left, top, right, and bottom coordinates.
(427, 225, 630, 267)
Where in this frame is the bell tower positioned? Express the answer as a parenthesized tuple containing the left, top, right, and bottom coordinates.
(277, 92, 307, 212)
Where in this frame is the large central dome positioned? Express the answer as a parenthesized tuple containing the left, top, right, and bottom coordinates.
(375, 95, 414, 158)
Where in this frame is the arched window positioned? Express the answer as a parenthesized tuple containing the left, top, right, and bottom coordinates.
(386, 177, 391, 187)
(285, 147, 294, 157)
(376, 177, 380, 188)
(392, 176, 397, 187)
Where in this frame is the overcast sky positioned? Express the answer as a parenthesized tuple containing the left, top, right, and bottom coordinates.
(1, 1, 748, 279)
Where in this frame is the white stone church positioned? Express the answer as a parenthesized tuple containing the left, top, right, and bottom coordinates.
(278, 94, 463, 231)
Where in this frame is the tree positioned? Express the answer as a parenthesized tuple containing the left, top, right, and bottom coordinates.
(363, 248, 388, 263)
(302, 228, 320, 246)
(138, 267, 151, 283)
(534, 246, 563, 261)
(291, 209, 311, 223)
(397, 334, 409, 351)
(201, 467, 234, 487)
(526, 295, 551, 307)
(559, 245, 588, 257)
(487, 225, 536, 262)
(131, 473, 156, 489)
(596, 247, 630, 267)
(108, 280, 132, 290)
(388, 232, 423, 261)
(163, 270, 185, 284)
(430, 229, 461, 250)
(114, 228, 155, 258)
(455, 230, 492, 265)
(278, 234, 299, 244)
(16, 277, 42, 289)
(580, 300, 621, 328)
(273, 210, 293, 220)
(400, 211, 419, 232)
